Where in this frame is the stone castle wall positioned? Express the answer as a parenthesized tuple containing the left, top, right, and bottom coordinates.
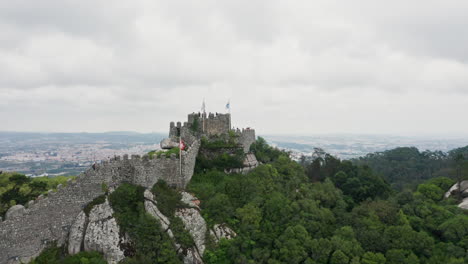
(0, 141, 200, 264)
(169, 113, 256, 153)
(171, 113, 231, 138)
(236, 128, 256, 153)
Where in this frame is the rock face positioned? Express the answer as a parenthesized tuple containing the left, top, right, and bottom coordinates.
(181, 192, 200, 209)
(144, 190, 171, 231)
(445, 181, 468, 210)
(175, 208, 207, 256)
(84, 199, 125, 264)
(184, 248, 203, 264)
(210, 224, 237, 243)
(5, 205, 26, 220)
(445, 181, 468, 198)
(68, 211, 87, 255)
(161, 138, 179, 149)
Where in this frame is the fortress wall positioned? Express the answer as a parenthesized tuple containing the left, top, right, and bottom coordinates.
(0, 141, 200, 264)
(0, 174, 105, 264)
(204, 113, 230, 136)
(237, 129, 256, 153)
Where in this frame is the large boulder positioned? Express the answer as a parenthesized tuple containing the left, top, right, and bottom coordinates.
(445, 181, 468, 198)
(84, 199, 125, 264)
(68, 211, 87, 255)
(5, 204, 26, 220)
(161, 138, 179, 149)
(210, 224, 237, 243)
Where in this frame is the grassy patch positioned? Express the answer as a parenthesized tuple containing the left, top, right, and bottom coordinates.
(148, 147, 180, 159)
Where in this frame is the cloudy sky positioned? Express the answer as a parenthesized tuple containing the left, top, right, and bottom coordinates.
(1, 0, 468, 136)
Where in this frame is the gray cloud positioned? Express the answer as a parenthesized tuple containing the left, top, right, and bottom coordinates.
(1, 0, 468, 135)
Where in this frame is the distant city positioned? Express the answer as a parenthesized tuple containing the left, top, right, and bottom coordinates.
(1, 131, 468, 177)
(266, 134, 468, 161)
(0, 132, 165, 176)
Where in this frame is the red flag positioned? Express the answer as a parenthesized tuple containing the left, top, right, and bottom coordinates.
(179, 139, 186, 150)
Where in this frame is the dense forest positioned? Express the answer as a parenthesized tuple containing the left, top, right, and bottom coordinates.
(353, 146, 468, 190)
(5, 137, 468, 263)
(188, 138, 468, 263)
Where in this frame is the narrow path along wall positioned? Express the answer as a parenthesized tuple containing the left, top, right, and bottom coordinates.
(0, 140, 200, 264)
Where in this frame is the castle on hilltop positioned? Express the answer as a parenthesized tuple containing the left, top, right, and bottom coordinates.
(168, 112, 256, 153)
(0, 112, 257, 264)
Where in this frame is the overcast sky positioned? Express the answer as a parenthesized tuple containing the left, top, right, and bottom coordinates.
(1, 0, 468, 136)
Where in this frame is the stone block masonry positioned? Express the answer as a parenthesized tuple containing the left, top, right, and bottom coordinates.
(0, 140, 200, 264)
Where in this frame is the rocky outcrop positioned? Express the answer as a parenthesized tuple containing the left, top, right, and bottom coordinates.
(225, 153, 259, 174)
(183, 248, 203, 264)
(210, 224, 237, 243)
(144, 190, 171, 232)
(68, 211, 87, 255)
(175, 208, 207, 256)
(445, 181, 468, 198)
(161, 138, 179, 149)
(445, 181, 468, 210)
(181, 192, 200, 209)
(5, 205, 26, 220)
(83, 199, 125, 264)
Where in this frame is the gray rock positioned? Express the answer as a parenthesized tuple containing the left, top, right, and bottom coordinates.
(144, 190, 171, 231)
(161, 138, 179, 149)
(68, 211, 87, 255)
(445, 181, 468, 198)
(459, 198, 468, 210)
(183, 248, 203, 264)
(175, 208, 207, 255)
(210, 224, 237, 243)
(84, 199, 125, 264)
(180, 192, 200, 209)
(5, 205, 26, 220)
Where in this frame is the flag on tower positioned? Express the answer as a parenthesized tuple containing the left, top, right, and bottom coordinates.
(201, 99, 206, 113)
(225, 100, 230, 110)
(179, 138, 186, 151)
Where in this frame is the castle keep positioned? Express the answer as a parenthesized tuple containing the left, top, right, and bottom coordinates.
(0, 112, 256, 264)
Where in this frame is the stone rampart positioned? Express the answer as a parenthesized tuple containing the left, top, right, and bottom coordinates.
(0, 140, 200, 264)
(234, 128, 256, 153)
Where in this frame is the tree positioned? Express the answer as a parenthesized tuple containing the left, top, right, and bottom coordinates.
(454, 153, 465, 201)
(361, 252, 386, 264)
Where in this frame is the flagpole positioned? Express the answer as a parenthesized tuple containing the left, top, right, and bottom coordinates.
(179, 136, 182, 178)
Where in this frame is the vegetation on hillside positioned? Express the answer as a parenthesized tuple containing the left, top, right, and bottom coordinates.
(187, 138, 468, 264)
(108, 183, 181, 263)
(353, 146, 468, 190)
(0, 172, 73, 217)
(29, 243, 106, 264)
(16, 138, 468, 263)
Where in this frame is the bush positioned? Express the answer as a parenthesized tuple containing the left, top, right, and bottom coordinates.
(151, 180, 185, 217)
(83, 195, 106, 216)
(29, 243, 107, 264)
